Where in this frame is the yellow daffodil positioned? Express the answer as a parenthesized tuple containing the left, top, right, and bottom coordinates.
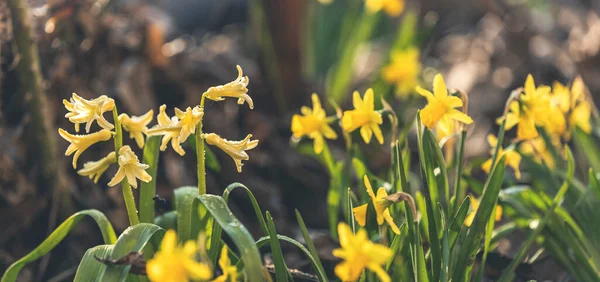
(550, 77, 592, 137)
(341, 89, 384, 144)
(203, 133, 259, 173)
(551, 81, 571, 114)
(352, 175, 400, 234)
(147, 230, 212, 282)
(58, 128, 113, 168)
(520, 137, 556, 168)
(481, 134, 522, 180)
(174, 106, 204, 142)
(365, 0, 404, 16)
(212, 245, 237, 282)
(332, 222, 392, 282)
(382, 47, 421, 98)
(464, 196, 502, 227)
(63, 93, 115, 133)
(570, 100, 592, 133)
(417, 74, 473, 130)
(501, 101, 538, 140)
(119, 110, 154, 149)
(503, 75, 551, 140)
(107, 146, 152, 188)
(291, 94, 338, 154)
(78, 152, 116, 183)
(203, 65, 253, 109)
(147, 105, 186, 156)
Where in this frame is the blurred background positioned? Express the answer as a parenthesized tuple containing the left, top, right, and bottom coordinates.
(1, 0, 600, 280)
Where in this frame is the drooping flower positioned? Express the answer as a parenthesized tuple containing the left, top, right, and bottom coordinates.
(464, 196, 502, 227)
(341, 89, 384, 144)
(107, 145, 152, 188)
(382, 47, 421, 98)
(203, 133, 259, 173)
(365, 0, 405, 16)
(146, 230, 213, 282)
(78, 152, 116, 183)
(291, 93, 338, 154)
(332, 223, 393, 282)
(352, 175, 400, 234)
(147, 105, 186, 156)
(119, 110, 154, 149)
(212, 245, 238, 282)
(174, 106, 204, 142)
(63, 93, 115, 133)
(481, 134, 522, 180)
(416, 74, 473, 130)
(520, 137, 556, 168)
(203, 65, 253, 109)
(58, 128, 113, 168)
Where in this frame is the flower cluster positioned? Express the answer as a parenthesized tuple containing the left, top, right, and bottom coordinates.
(382, 47, 421, 98)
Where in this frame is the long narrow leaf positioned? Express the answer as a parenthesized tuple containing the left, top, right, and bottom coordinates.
(265, 212, 290, 282)
(295, 210, 328, 281)
(140, 136, 161, 224)
(73, 245, 115, 282)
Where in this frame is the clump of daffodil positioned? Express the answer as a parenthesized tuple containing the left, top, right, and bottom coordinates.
(119, 110, 154, 149)
(365, 0, 404, 16)
(58, 128, 113, 168)
(502, 75, 551, 140)
(291, 93, 338, 154)
(481, 134, 522, 180)
(551, 77, 593, 138)
(342, 89, 385, 144)
(146, 230, 212, 282)
(464, 196, 502, 227)
(213, 245, 237, 282)
(203, 65, 253, 109)
(78, 152, 116, 183)
(417, 74, 473, 130)
(382, 47, 421, 98)
(148, 105, 202, 156)
(520, 137, 556, 168)
(203, 133, 258, 173)
(63, 93, 115, 133)
(332, 222, 393, 282)
(107, 145, 152, 188)
(352, 175, 400, 234)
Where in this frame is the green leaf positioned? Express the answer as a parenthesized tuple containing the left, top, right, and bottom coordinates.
(386, 223, 407, 271)
(174, 187, 203, 242)
(188, 135, 221, 172)
(140, 136, 161, 224)
(154, 211, 177, 231)
(265, 212, 290, 282)
(573, 127, 600, 171)
(295, 210, 328, 281)
(74, 245, 115, 282)
(2, 210, 116, 282)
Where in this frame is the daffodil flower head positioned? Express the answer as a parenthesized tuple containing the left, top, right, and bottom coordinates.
(212, 245, 238, 282)
(464, 196, 502, 227)
(147, 105, 186, 156)
(481, 134, 522, 180)
(332, 222, 393, 282)
(59, 128, 113, 168)
(352, 175, 400, 234)
(175, 106, 204, 142)
(341, 89, 384, 144)
(520, 137, 556, 168)
(204, 133, 258, 173)
(365, 0, 405, 16)
(203, 65, 253, 109)
(119, 110, 154, 149)
(504, 75, 552, 140)
(291, 93, 338, 154)
(570, 100, 592, 134)
(78, 152, 116, 183)
(501, 100, 538, 141)
(63, 93, 115, 133)
(107, 145, 152, 188)
(146, 230, 213, 282)
(382, 47, 421, 98)
(417, 74, 473, 130)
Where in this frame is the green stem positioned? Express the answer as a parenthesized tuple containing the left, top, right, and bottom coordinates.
(113, 108, 140, 226)
(197, 96, 207, 195)
(454, 130, 467, 208)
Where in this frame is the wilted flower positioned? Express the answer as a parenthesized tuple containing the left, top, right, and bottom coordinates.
(291, 93, 338, 154)
(203, 133, 259, 173)
(174, 106, 204, 142)
(382, 47, 421, 98)
(332, 222, 392, 282)
(352, 175, 400, 234)
(107, 146, 152, 188)
(63, 93, 115, 133)
(78, 152, 116, 183)
(147, 105, 186, 156)
(58, 128, 113, 168)
(342, 89, 384, 144)
(417, 74, 473, 130)
(212, 245, 237, 282)
(119, 110, 154, 149)
(365, 0, 405, 16)
(203, 65, 253, 109)
(464, 196, 502, 227)
(481, 134, 521, 180)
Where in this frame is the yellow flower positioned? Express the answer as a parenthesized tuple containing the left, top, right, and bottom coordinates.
(63, 93, 115, 133)
(464, 196, 502, 227)
(481, 134, 522, 180)
(341, 89, 384, 144)
(58, 128, 113, 168)
(352, 175, 400, 234)
(570, 100, 592, 133)
(417, 74, 473, 129)
(365, 0, 405, 16)
(212, 245, 237, 282)
(203, 65, 253, 109)
(119, 110, 154, 149)
(107, 145, 152, 188)
(203, 133, 259, 173)
(520, 137, 556, 168)
(291, 94, 338, 154)
(382, 47, 421, 98)
(503, 75, 552, 140)
(175, 106, 204, 142)
(78, 152, 116, 183)
(501, 101, 538, 141)
(332, 222, 392, 282)
(147, 105, 186, 156)
(147, 230, 213, 282)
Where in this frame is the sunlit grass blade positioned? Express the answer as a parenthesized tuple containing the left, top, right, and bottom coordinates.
(439, 203, 450, 282)
(295, 209, 327, 281)
(74, 245, 114, 282)
(140, 136, 160, 224)
(386, 223, 407, 271)
(265, 212, 291, 282)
